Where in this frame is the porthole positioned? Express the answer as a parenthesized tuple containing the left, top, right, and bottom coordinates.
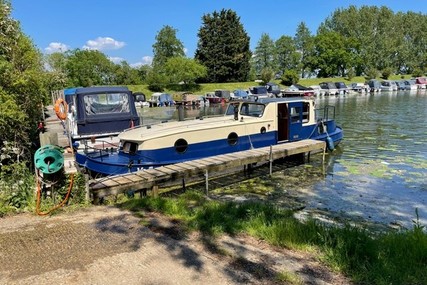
(260, 127, 266, 134)
(227, 132, 238, 146)
(174, 139, 188, 153)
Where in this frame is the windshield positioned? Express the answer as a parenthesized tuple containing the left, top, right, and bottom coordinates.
(240, 103, 265, 117)
(84, 92, 130, 115)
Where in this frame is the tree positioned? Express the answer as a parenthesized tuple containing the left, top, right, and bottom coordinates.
(0, 0, 49, 191)
(65, 49, 115, 87)
(114, 61, 143, 85)
(164, 57, 207, 87)
(312, 30, 354, 77)
(275, 35, 300, 76)
(152, 25, 185, 69)
(294, 22, 314, 78)
(195, 9, 251, 82)
(253, 33, 276, 75)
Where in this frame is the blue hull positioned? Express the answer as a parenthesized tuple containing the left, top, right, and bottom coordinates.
(81, 124, 343, 176)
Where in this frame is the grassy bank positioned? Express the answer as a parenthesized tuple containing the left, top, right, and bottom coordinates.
(128, 75, 412, 99)
(120, 191, 427, 284)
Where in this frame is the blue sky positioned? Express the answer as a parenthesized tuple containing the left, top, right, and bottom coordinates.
(11, 0, 426, 67)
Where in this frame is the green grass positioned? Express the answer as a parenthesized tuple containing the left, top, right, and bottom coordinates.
(127, 75, 413, 100)
(119, 191, 427, 285)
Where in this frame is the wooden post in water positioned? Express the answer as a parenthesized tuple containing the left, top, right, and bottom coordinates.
(152, 185, 159, 198)
(205, 169, 209, 195)
(269, 145, 273, 176)
(85, 173, 90, 202)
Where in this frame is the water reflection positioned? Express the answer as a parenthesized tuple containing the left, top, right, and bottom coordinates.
(137, 90, 427, 230)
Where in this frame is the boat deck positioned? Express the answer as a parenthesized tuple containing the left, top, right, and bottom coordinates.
(89, 139, 326, 202)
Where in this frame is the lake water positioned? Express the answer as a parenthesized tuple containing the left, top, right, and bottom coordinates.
(137, 90, 427, 230)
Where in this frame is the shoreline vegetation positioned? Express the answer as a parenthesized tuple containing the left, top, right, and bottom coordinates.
(119, 191, 427, 285)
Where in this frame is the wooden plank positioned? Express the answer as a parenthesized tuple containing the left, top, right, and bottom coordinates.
(143, 168, 170, 177)
(111, 175, 134, 185)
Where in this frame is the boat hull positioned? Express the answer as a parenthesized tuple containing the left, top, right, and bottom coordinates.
(82, 125, 343, 176)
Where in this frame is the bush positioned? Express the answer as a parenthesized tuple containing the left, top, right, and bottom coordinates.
(0, 162, 34, 215)
(412, 68, 424, 78)
(260, 67, 274, 84)
(381, 67, 393, 79)
(280, 70, 299, 86)
(364, 67, 379, 80)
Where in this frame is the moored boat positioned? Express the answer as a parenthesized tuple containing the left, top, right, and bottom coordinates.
(79, 97, 343, 176)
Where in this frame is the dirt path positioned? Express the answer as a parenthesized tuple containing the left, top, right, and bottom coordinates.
(0, 206, 350, 285)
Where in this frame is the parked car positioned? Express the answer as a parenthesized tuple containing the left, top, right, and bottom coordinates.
(265, 82, 282, 97)
(282, 84, 315, 97)
(319, 82, 338, 96)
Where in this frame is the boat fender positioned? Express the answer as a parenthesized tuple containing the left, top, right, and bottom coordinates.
(34, 145, 64, 174)
(326, 136, 335, 151)
(54, 98, 68, 120)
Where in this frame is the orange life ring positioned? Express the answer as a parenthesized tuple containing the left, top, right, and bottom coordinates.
(54, 98, 67, 120)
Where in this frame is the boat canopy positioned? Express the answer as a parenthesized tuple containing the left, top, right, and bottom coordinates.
(73, 86, 140, 136)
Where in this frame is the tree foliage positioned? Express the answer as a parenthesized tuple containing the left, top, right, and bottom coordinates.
(294, 22, 315, 78)
(164, 57, 207, 86)
(195, 9, 251, 82)
(275, 35, 300, 76)
(152, 25, 185, 69)
(0, 0, 48, 169)
(319, 5, 427, 76)
(65, 49, 116, 87)
(253, 33, 276, 75)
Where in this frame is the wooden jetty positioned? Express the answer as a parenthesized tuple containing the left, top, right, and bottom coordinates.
(89, 139, 326, 202)
(40, 105, 77, 174)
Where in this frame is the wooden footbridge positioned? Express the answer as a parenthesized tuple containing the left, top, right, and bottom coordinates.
(89, 139, 326, 202)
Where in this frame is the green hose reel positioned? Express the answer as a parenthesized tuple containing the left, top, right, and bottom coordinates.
(34, 145, 64, 174)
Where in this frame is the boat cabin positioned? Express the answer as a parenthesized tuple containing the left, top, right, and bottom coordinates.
(67, 86, 140, 139)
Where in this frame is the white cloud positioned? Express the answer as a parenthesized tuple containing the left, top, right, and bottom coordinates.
(130, 56, 153, 68)
(108, 56, 125, 64)
(183, 47, 188, 54)
(83, 37, 126, 51)
(45, 42, 70, 54)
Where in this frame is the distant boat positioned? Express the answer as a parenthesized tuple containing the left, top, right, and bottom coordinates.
(79, 97, 343, 176)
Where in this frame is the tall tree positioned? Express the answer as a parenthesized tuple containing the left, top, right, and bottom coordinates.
(294, 22, 314, 78)
(253, 33, 276, 75)
(275, 35, 300, 76)
(0, 0, 48, 168)
(152, 25, 185, 69)
(195, 9, 251, 82)
(65, 49, 115, 87)
(164, 57, 207, 87)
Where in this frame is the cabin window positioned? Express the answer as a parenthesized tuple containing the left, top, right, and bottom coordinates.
(84, 92, 130, 115)
(122, 141, 138, 155)
(290, 107, 301, 123)
(227, 132, 238, 145)
(174, 139, 188, 153)
(240, 103, 265, 117)
(302, 102, 310, 123)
